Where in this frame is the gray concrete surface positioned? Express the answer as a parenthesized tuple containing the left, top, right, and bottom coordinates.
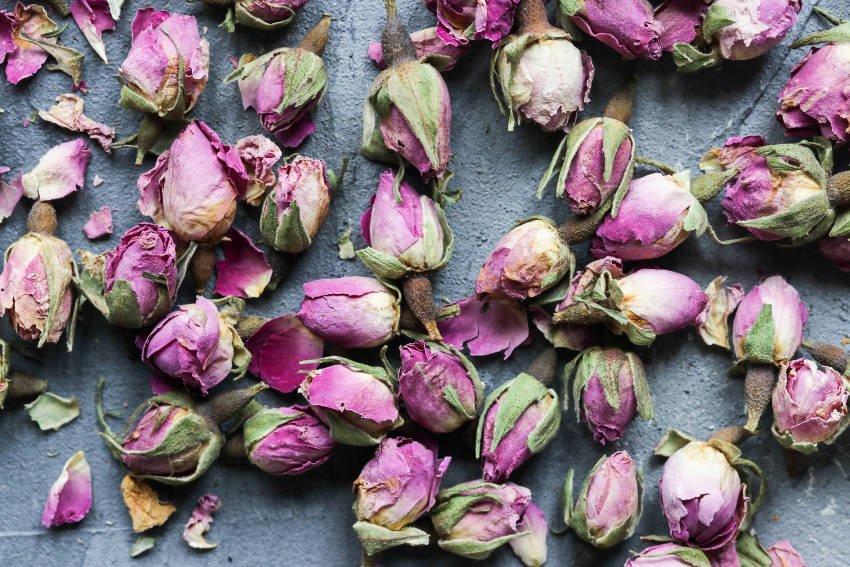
(0, 0, 848, 565)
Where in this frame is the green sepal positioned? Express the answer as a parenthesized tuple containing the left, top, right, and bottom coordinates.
(234, 2, 295, 31)
(129, 536, 155, 558)
(633, 545, 712, 567)
(219, 7, 236, 32)
(829, 209, 850, 237)
(562, 469, 574, 528)
(558, 0, 581, 17)
(654, 429, 698, 457)
(802, 136, 834, 174)
(743, 304, 775, 364)
(361, 76, 397, 164)
(736, 532, 773, 567)
(791, 21, 850, 48)
(353, 521, 430, 555)
(356, 247, 411, 280)
(770, 423, 818, 454)
(104, 279, 172, 329)
(701, 3, 736, 41)
(323, 410, 388, 447)
(19, 33, 84, 86)
(437, 532, 525, 560)
(118, 85, 159, 115)
(757, 143, 828, 188)
(732, 455, 766, 530)
(243, 407, 306, 451)
(24, 392, 80, 431)
(672, 42, 722, 73)
(426, 341, 483, 419)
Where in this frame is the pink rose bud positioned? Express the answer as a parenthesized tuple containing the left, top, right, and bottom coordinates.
(654, 0, 708, 52)
(426, 0, 520, 46)
(260, 155, 331, 253)
(358, 170, 451, 278)
(617, 269, 709, 334)
(567, 347, 653, 444)
(431, 480, 535, 560)
(42, 451, 91, 528)
(476, 219, 573, 301)
(732, 275, 807, 365)
(137, 120, 250, 244)
(299, 358, 401, 446)
(625, 542, 713, 566)
(232, 0, 310, 30)
(564, 451, 642, 548)
(243, 405, 336, 475)
(767, 540, 808, 566)
(139, 297, 251, 395)
(353, 437, 450, 553)
(712, 0, 801, 62)
(118, 8, 209, 118)
(819, 236, 850, 271)
(368, 27, 470, 71)
(296, 276, 400, 348)
(398, 341, 484, 433)
(771, 358, 849, 453)
(236, 135, 282, 206)
(509, 502, 548, 567)
(561, 0, 663, 60)
(476, 372, 560, 482)
(701, 135, 832, 244)
(659, 441, 748, 550)
(592, 171, 708, 261)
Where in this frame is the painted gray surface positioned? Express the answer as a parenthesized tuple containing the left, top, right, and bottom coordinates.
(0, 1, 847, 565)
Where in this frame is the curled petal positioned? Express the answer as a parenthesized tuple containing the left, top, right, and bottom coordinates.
(83, 206, 113, 239)
(245, 314, 323, 393)
(70, 0, 114, 63)
(438, 296, 529, 359)
(182, 494, 221, 549)
(214, 228, 273, 299)
(0, 167, 22, 223)
(38, 94, 115, 151)
(42, 451, 92, 528)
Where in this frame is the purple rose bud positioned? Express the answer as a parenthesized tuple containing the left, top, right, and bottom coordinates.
(139, 297, 251, 395)
(234, 0, 310, 30)
(476, 219, 572, 301)
(438, 295, 530, 359)
(42, 451, 91, 528)
(244, 405, 336, 475)
(562, 0, 663, 60)
(431, 480, 534, 560)
(655, 0, 708, 52)
(767, 540, 807, 566)
(819, 236, 850, 271)
(659, 441, 748, 550)
(732, 275, 807, 365)
(300, 358, 401, 445)
(119, 9, 209, 117)
(771, 358, 849, 452)
(476, 372, 560, 482)
(296, 276, 400, 349)
(137, 120, 249, 244)
(368, 27, 470, 70)
(236, 135, 282, 206)
(568, 348, 653, 444)
(592, 171, 707, 261)
(245, 314, 323, 393)
(615, 268, 708, 334)
(359, 170, 450, 277)
(701, 135, 831, 243)
(260, 155, 331, 253)
(509, 502, 547, 567)
(626, 542, 713, 566)
(696, 276, 745, 350)
(120, 404, 206, 475)
(564, 451, 642, 548)
(398, 341, 483, 433)
(712, 0, 801, 62)
(427, 0, 520, 46)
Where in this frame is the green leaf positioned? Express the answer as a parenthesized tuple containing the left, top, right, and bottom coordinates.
(129, 536, 155, 558)
(353, 522, 430, 555)
(24, 392, 80, 431)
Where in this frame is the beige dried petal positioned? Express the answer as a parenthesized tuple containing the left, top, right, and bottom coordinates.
(120, 475, 176, 533)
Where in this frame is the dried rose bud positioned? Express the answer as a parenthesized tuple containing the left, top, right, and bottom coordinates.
(226, 16, 329, 147)
(563, 451, 642, 548)
(296, 276, 400, 349)
(431, 480, 535, 560)
(767, 540, 807, 566)
(591, 171, 708, 261)
(77, 223, 177, 329)
(368, 27, 469, 71)
(819, 236, 850, 271)
(696, 276, 744, 350)
(236, 135, 282, 206)
(358, 170, 452, 279)
(299, 357, 401, 446)
(118, 8, 209, 119)
(659, 441, 748, 550)
(243, 405, 336, 475)
(701, 135, 833, 244)
(42, 451, 91, 528)
(398, 341, 483, 433)
(732, 275, 807, 365)
(625, 542, 712, 566)
(362, 5, 451, 181)
(492, 0, 593, 133)
(426, 0, 519, 46)
(509, 502, 547, 567)
(231, 0, 309, 30)
(353, 437, 450, 554)
(260, 155, 330, 253)
(139, 297, 251, 395)
(771, 358, 849, 453)
(567, 347, 653, 444)
(137, 120, 249, 245)
(99, 382, 266, 485)
(560, 0, 662, 60)
(476, 219, 572, 302)
(476, 372, 560, 482)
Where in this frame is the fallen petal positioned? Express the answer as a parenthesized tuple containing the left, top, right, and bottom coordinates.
(42, 451, 92, 527)
(70, 0, 114, 63)
(529, 307, 599, 351)
(83, 206, 113, 239)
(245, 314, 323, 393)
(120, 475, 176, 533)
(39, 93, 116, 151)
(0, 167, 22, 223)
(25, 392, 80, 431)
(183, 494, 221, 550)
(438, 295, 529, 359)
(5, 4, 57, 85)
(20, 139, 90, 201)
(214, 228, 273, 299)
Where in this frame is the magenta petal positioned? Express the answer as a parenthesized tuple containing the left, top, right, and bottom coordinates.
(767, 540, 807, 567)
(149, 371, 176, 395)
(529, 307, 599, 351)
(5, 4, 56, 85)
(21, 139, 90, 201)
(654, 0, 708, 52)
(438, 296, 529, 359)
(42, 451, 92, 528)
(245, 314, 324, 393)
(70, 0, 114, 63)
(214, 228, 273, 299)
(183, 494, 221, 549)
(83, 206, 113, 239)
(0, 11, 15, 65)
(273, 112, 316, 148)
(0, 167, 22, 223)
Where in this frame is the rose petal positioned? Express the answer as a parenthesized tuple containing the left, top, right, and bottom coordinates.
(83, 206, 113, 239)
(529, 307, 599, 351)
(214, 228, 273, 298)
(368, 27, 469, 70)
(120, 475, 176, 533)
(245, 314, 323, 393)
(182, 494, 221, 550)
(38, 93, 116, 151)
(42, 451, 92, 528)
(20, 139, 90, 201)
(0, 166, 22, 223)
(70, 0, 114, 63)
(438, 295, 529, 359)
(6, 4, 58, 85)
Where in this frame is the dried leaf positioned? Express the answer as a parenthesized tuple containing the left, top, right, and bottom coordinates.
(25, 392, 80, 431)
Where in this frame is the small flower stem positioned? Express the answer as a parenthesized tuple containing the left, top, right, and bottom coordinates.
(827, 171, 850, 207)
(744, 363, 776, 433)
(602, 79, 636, 125)
(552, 303, 608, 326)
(220, 433, 248, 462)
(381, 0, 416, 67)
(197, 382, 268, 425)
(813, 6, 845, 26)
(709, 425, 752, 446)
(6, 371, 47, 400)
(298, 14, 332, 56)
(556, 201, 611, 244)
(190, 243, 217, 294)
(526, 347, 557, 386)
(361, 551, 381, 567)
(802, 340, 848, 374)
(574, 539, 600, 567)
(516, 0, 551, 35)
(403, 275, 442, 341)
(27, 202, 58, 236)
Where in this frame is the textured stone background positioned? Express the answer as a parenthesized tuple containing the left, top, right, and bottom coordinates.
(0, 0, 848, 565)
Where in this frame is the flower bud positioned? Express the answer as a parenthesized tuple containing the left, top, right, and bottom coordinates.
(296, 276, 400, 348)
(0, 231, 75, 347)
(139, 297, 251, 395)
(771, 358, 849, 453)
(560, 0, 662, 60)
(233, 0, 309, 30)
(358, 170, 452, 279)
(564, 451, 642, 548)
(475, 372, 560, 482)
(259, 155, 331, 253)
(118, 9, 209, 119)
(299, 358, 401, 446)
(568, 347, 653, 444)
(243, 405, 336, 474)
(819, 236, 850, 271)
(509, 502, 548, 567)
(137, 120, 250, 244)
(732, 275, 807, 365)
(625, 542, 712, 566)
(430, 480, 534, 560)
(476, 219, 572, 302)
(427, 0, 519, 46)
(236, 135, 282, 206)
(767, 540, 807, 566)
(616, 269, 709, 335)
(701, 135, 832, 244)
(659, 441, 748, 550)
(592, 171, 708, 261)
(398, 341, 483, 433)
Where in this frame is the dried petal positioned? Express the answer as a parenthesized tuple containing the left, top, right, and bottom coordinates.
(83, 206, 113, 239)
(182, 494, 221, 549)
(245, 314, 323, 393)
(0, 166, 22, 223)
(38, 93, 116, 151)
(70, 0, 114, 63)
(214, 228, 272, 299)
(25, 392, 79, 431)
(20, 139, 90, 201)
(438, 296, 529, 359)
(120, 475, 176, 533)
(696, 276, 744, 350)
(42, 451, 92, 527)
